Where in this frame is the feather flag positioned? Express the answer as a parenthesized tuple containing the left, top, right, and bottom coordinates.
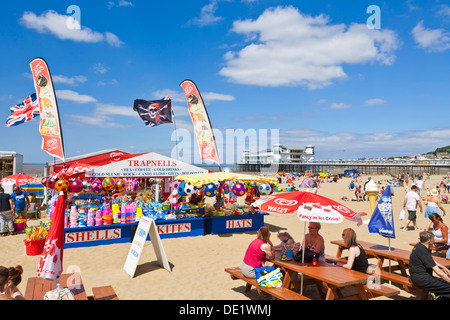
(5, 93, 39, 127)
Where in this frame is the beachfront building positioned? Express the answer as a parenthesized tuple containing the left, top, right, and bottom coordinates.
(0, 151, 23, 179)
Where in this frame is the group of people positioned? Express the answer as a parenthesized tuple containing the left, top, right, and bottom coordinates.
(0, 265, 25, 300)
(242, 222, 450, 299)
(0, 186, 30, 236)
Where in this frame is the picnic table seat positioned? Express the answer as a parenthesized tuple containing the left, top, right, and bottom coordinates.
(409, 243, 448, 254)
(225, 267, 310, 300)
(89, 285, 119, 300)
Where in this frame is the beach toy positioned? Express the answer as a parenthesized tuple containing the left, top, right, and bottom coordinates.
(95, 211, 103, 226)
(41, 177, 49, 187)
(87, 209, 95, 227)
(90, 180, 103, 194)
(55, 179, 69, 192)
(203, 183, 218, 197)
(173, 180, 182, 190)
(102, 177, 115, 192)
(177, 182, 187, 196)
(184, 182, 195, 196)
(82, 180, 89, 190)
(48, 178, 58, 189)
(114, 178, 126, 192)
(69, 179, 84, 193)
(258, 183, 272, 196)
(232, 183, 246, 197)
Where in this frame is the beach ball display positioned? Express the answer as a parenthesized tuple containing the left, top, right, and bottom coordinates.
(69, 179, 84, 193)
(48, 178, 58, 189)
(114, 178, 126, 192)
(90, 180, 103, 194)
(232, 183, 246, 197)
(41, 177, 49, 187)
(55, 179, 69, 193)
(173, 180, 182, 191)
(177, 182, 187, 196)
(203, 183, 218, 197)
(184, 182, 195, 196)
(258, 183, 272, 196)
(102, 177, 115, 192)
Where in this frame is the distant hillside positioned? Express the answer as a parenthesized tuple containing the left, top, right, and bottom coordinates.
(426, 146, 450, 155)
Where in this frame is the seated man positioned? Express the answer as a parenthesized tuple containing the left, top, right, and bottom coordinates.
(409, 231, 450, 299)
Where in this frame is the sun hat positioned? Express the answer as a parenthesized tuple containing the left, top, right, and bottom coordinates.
(431, 188, 439, 196)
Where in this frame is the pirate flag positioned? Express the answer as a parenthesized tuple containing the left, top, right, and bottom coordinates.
(133, 99, 173, 126)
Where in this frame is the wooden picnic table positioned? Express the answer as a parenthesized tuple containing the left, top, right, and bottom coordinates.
(272, 259, 370, 300)
(25, 273, 88, 300)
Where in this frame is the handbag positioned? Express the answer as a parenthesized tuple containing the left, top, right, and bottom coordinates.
(294, 247, 317, 263)
(256, 268, 283, 288)
(44, 286, 75, 300)
(255, 266, 275, 280)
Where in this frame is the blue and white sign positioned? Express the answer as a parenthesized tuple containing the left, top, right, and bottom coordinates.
(368, 186, 395, 238)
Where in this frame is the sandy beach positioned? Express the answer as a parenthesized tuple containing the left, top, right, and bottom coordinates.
(2, 174, 448, 300)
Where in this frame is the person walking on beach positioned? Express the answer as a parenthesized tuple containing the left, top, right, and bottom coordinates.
(424, 188, 446, 220)
(416, 176, 425, 198)
(402, 185, 423, 231)
(0, 187, 15, 236)
(11, 186, 29, 219)
(409, 231, 450, 299)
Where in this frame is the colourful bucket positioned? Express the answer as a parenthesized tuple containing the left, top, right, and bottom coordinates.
(24, 239, 46, 256)
(13, 222, 26, 232)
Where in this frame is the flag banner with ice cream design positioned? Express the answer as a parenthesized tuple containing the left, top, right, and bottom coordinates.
(368, 186, 396, 238)
(29, 57, 65, 161)
(180, 79, 220, 166)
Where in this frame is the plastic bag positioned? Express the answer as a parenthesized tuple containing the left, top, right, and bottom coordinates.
(399, 209, 405, 220)
(44, 287, 75, 300)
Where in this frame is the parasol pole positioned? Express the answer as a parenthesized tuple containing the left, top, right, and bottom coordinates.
(388, 237, 392, 285)
(300, 220, 306, 295)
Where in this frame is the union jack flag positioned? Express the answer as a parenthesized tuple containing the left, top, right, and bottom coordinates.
(5, 93, 40, 127)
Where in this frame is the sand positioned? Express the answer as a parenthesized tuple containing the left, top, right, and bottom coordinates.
(1, 174, 448, 300)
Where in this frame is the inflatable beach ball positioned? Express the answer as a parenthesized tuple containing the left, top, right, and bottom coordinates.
(69, 179, 84, 193)
(114, 178, 126, 192)
(203, 183, 218, 197)
(41, 177, 49, 187)
(55, 179, 69, 193)
(258, 183, 272, 195)
(90, 180, 103, 194)
(173, 180, 182, 190)
(232, 183, 246, 197)
(102, 177, 115, 192)
(48, 178, 58, 189)
(184, 182, 195, 196)
(177, 182, 187, 196)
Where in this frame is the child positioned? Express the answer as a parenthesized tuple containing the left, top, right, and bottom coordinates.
(272, 231, 295, 251)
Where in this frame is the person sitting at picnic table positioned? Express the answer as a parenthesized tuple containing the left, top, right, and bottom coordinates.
(409, 231, 450, 300)
(241, 227, 274, 278)
(336, 228, 369, 274)
(304, 222, 325, 262)
(424, 213, 450, 251)
(0, 265, 25, 300)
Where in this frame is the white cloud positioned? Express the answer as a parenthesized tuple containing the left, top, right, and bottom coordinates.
(52, 75, 87, 86)
(152, 88, 235, 103)
(92, 63, 109, 74)
(412, 20, 450, 52)
(108, 0, 135, 8)
(219, 6, 399, 89)
(330, 102, 351, 109)
(188, 0, 223, 26)
(364, 98, 387, 106)
(20, 10, 124, 47)
(56, 90, 97, 103)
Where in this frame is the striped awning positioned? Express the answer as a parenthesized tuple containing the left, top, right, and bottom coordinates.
(174, 172, 277, 187)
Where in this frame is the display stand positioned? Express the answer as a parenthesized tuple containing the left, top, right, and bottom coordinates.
(204, 213, 268, 235)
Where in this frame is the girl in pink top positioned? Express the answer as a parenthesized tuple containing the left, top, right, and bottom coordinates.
(241, 227, 274, 278)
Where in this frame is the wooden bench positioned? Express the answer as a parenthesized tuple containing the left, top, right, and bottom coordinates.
(409, 243, 448, 254)
(363, 284, 400, 298)
(225, 267, 310, 300)
(90, 286, 119, 300)
(25, 273, 88, 300)
(378, 270, 429, 299)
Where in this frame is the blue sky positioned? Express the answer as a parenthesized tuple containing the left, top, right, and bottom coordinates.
(2, 0, 450, 165)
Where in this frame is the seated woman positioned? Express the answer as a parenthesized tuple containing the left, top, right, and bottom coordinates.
(427, 213, 450, 251)
(304, 222, 325, 262)
(241, 227, 274, 278)
(337, 228, 369, 274)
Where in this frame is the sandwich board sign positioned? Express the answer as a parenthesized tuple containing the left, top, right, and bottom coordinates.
(124, 217, 172, 278)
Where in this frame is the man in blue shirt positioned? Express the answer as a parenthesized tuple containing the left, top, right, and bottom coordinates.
(11, 186, 29, 219)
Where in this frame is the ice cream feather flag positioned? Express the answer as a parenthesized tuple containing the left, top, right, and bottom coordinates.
(133, 98, 173, 126)
(29, 57, 65, 161)
(180, 79, 220, 166)
(5, 93, 39, 127)
(368, 186, 396, 238)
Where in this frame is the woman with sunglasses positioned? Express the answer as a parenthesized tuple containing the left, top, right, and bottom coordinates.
(337, 228, 369, 274)
(304, 222, 325, 261)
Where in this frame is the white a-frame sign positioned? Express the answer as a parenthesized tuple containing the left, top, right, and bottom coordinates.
(124, 217, 172, 278)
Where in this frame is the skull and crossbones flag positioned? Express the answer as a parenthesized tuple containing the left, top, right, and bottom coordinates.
(133, 99, 173, 126)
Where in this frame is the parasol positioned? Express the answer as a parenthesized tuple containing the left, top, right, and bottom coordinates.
(37, 191, 66, 281)
(0, 174, 38, 186)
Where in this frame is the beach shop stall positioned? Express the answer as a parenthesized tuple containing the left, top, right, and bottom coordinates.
(174, 172, 277, 235)
(45, 152, 209, 248)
